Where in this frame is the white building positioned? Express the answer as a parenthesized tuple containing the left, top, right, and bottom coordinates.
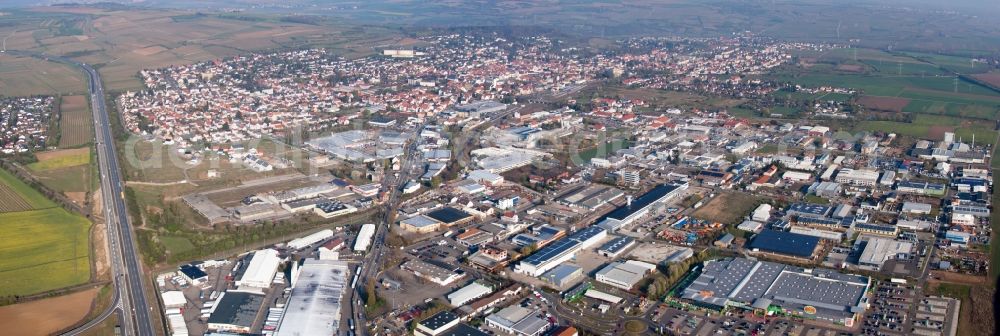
(354, 224, 376, 251)
(276, 259, 350, 336)
(485, 306, 550, 336)
(835, 168, 880, 187)
(447, 282, 493, 307)
(752, 204, 772, 222)
(594, 261, 656, 290)
(237, 249, 281, 290)
(287, 229, 334, 250)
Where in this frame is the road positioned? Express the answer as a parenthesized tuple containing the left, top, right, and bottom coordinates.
(59, 60, 157, 336)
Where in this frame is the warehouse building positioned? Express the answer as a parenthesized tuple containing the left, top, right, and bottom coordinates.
(236, 249, 281, 291)
(857, 237, 913, 271)
(746, 230, 821, 260)
(313, 202, 358, 219)
(207, 291, 265, 333)
(485, 305, 550, 336)
(416, 311, 461, 336)
(595, 260, 656, 290)
(354, 223, 376, 251)
(426, 207, 476, 227)
(401, 215, 443, 233)
(597, 236, 636, 258)
(276, 259, 349, 336)
(556, 184, 625, 210)
(402, 259, 465, 286)
(515, 226, 607, 277)
(680, 257, 870, 327)
(286, 229, 334, 250)
(541, 264, 584, 288)
(448, 282, 493, 307)
(596, 183, 688, 231)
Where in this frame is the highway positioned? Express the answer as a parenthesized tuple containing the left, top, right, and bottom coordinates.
(60, 60, 157, 336)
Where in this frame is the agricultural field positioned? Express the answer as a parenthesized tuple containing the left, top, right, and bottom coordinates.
(0, 287, 98, 335)
(0, 54, 86, 97)
(57, 95, 92, 148)
(773, 48, 1000, 120)
(0, 167, 55, 211)
(0, 169, 91, 296)
(854, 115, 999, 146)
(0, 7, 402, 92)
(26, 147, 94, 204)
(28, 147, 90, 171)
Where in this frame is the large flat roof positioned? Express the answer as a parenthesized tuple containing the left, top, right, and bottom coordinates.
(426, 207, 473, 224)
(600, 184, 680, 222)
(207, 291, 264, 327)
(681, 257, 869, 321)
(276, 259, 349, 336)
(747, 230, 820, 258)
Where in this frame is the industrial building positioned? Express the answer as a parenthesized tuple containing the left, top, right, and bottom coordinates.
(746, 230, 821, 260)
(594, 260, 656, 290)
(485, 305, 550, 336)
(540, 264, 584, 288)
(425, 207, 475, 226)
(275, 259, 349, 336)
(286, 229, 333, 250)
(401, 214, 444, 233)
(416, 311, 462, 336)
(680, 257, 871, 327)
(835, 168, 880, 187)
(515, 226, 607, 277)
(857, 237, 913, 270)
(207, 291, 265, 333)
(597, 236, 636, 258)
(596, 183, 688, 231)
(402, 259, 465, 286)
(236, 249, 281, 291)
(448, 282, 493, 307)
(354, 223, 376, 251)
(313, 202, 358, 219)
(557, 184, 624, 210)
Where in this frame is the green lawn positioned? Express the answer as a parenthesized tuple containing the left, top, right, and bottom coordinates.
(160, 235, 195, 254)
(575, 138, 632, 164)
(0, 208, 91, 296)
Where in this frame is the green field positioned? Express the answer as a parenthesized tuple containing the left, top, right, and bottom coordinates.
(0, 209, 92, 296)
(160, 235, 195, 254)
(28, 149, 91, 171)
(0, 168, 91, 296)
(0, 209, 91, 296)
(773, 48, 1000, 120)
(855, 115, 998, 145)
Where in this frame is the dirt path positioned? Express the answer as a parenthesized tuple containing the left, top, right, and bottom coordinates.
(0, 288, 98, 336)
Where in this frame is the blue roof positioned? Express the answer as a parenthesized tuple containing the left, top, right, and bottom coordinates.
(747, 230, 820, 258)
(600, 184, 680, 222)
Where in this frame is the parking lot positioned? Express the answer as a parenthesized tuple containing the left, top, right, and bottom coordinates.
(655, 309, 854, 336)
